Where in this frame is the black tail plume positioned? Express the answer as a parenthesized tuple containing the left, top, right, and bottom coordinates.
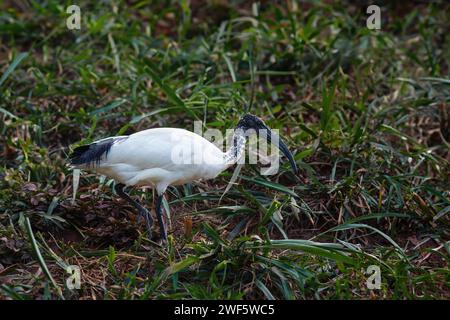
(69, 138, 119, 166)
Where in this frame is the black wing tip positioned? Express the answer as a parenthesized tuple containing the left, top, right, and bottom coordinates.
(68, 139, 116, 166)
(68, 145, 90, 165)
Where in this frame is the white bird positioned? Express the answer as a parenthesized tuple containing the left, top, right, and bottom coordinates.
(69, 114, 298, 240)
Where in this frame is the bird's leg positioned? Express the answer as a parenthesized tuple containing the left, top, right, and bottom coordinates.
(155, 194, 167, 241)
(114, 183, 153, 239)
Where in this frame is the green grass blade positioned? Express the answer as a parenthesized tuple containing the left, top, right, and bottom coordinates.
(143, 59, 197, 119)
(24, 217, 64, 299)
(0, 285, 27, 300)
(0, 106, 19, 119)
(0, 52, 28, 87)
(240, 176, 298, 198)
(255, 280, 275, 300)
(251, 239, 357, 265)
(90, 99, 127, 116)
(322, 223, 407, 259)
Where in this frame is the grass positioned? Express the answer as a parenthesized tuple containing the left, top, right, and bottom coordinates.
(0, 1, 449, 300)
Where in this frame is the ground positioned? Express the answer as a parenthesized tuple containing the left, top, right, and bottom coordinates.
(0, 1, 449, 300)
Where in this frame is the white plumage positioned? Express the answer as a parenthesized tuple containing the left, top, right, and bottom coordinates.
(69, 114, 297, 241)
(86, 128, 232, 193)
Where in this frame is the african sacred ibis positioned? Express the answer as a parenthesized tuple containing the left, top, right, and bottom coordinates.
(69, 114, 298, 241)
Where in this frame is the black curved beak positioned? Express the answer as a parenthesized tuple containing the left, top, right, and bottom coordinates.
(259, 124, 298, 174)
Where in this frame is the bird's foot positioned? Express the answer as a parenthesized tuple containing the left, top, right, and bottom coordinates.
(137, 210, 154, 241)
(148, 230, 167, 244)
(151, 235, 167, 245)
(159, 231, 167, 243)
(136, 214, 143, 226)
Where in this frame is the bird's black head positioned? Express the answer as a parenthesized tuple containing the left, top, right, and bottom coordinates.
(237, 114, 267, 131)
(236, 113, 298, 174)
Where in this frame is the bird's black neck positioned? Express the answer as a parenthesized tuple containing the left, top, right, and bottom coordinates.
(224, 130, 246, 165)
